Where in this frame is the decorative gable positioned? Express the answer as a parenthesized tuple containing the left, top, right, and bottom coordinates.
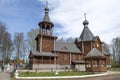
(61, 46, 68, 51)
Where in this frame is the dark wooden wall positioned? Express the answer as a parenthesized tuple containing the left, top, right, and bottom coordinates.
(42, 36, 54, 52)
(56, 52, 82, 65)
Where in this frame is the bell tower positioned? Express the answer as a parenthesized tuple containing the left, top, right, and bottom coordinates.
(35, 2, 57, 52)
(38, 1, 54, 36)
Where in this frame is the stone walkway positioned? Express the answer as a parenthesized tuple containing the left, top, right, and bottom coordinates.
(0, 72, 10, 80)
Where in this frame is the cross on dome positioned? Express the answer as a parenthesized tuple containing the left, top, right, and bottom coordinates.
(83, 13, 89, 25)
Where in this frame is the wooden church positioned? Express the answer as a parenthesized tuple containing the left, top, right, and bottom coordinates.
(29, 3, 111, 72)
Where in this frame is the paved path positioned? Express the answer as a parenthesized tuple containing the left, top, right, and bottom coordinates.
(15, 71, 120, 80)
(69, 74, 120, 80)
(14, 74, 120, 80)
(0, 72, 10, 80)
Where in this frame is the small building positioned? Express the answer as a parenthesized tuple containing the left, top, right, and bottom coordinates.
(29, 4, 111, 72)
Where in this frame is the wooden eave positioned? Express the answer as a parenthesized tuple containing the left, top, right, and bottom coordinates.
(52, 50, 81, 54)
(84, 56, 106, 60)
(35, 34, 58, 40)
(29, 51, 34, 58)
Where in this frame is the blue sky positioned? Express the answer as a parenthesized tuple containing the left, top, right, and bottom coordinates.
(0, 0, 43, 35)
(0, 0, 120, 44)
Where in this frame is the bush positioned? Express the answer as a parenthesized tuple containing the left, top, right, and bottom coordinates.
(111, 60, 119, 68)
(72, 68, 78, 72)
(26, 71, 30, 74)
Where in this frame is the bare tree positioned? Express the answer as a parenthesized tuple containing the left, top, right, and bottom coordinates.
(0, 21, 6, 47)
(112, 38, 120, 66)
(0, 21, 13, 63)
(14, 32, 24, 60)
(1, 31, 13, 63)
(27, 28, 38, 50)
(66, 37, 75, 43)
(57, 37, 75, 43)
(56, 38, 65, 43)
(22, 39, 29, 63)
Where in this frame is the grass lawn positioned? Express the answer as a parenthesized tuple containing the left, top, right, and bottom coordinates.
(19, 71, 91, 77)
(108, 68, 120, 72)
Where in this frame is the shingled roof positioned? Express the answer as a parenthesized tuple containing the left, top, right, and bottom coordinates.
(54, 42, 81, 53)
(40, 2, 53, 25)
(30, 50, 56, 57)
(79, 26, 94, 41)
(43, 6, 51, 23)
(78, 16, 95, 41)
(85, 48, 105, 58)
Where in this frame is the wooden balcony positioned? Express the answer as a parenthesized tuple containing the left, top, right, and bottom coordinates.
(32, 60, 54, 64)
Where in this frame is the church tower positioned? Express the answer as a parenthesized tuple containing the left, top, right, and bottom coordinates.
(76, 13, 102, 56)
(39, 2, 53, 36)
(35, 2, 57, 52)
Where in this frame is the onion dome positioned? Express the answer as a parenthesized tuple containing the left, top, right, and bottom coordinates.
(83, 13, 89, 25)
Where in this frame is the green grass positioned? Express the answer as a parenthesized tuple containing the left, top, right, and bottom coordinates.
(19, 71, 91, 77)
(108, 68, 120, 72)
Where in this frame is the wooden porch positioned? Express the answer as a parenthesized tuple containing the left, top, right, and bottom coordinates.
(30, 56, 56, 64)
(32, 60, 54, 64)
(85, 57, 107, 72)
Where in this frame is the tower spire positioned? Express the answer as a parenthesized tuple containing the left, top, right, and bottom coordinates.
(80, 13, 94, 41)
(45, 0, 49, 12)
(39, 1, 53, 25)
(43, 1, 50, 22)
(38, 1, 54, 36)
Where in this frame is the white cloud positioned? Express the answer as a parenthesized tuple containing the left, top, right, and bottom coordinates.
(39, 0, 120, 44)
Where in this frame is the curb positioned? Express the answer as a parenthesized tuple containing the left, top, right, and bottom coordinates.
(15, 71, 114, 79)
